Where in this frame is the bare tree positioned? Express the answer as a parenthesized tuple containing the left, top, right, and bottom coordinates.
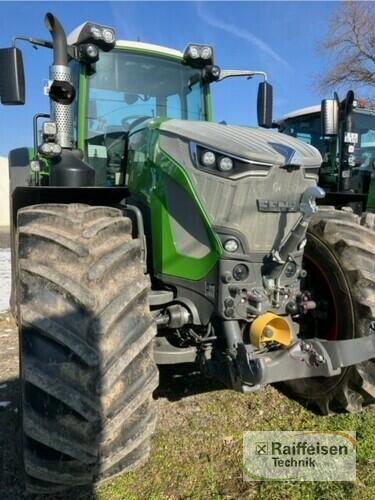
(319, 1, 375, 99)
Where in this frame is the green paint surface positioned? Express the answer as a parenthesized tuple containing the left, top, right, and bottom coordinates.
(367, 174, 375, 210)
(127, 125, 222, 280)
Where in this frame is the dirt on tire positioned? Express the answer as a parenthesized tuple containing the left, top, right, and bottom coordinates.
(16, 203, 158, 495)
(283, 207, 375, 414)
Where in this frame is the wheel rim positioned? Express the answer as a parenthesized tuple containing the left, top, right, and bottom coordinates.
(301, 254, 339, 341)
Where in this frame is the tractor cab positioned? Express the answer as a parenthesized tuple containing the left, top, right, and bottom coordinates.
(278, 98, 375, 212)
(74, 39, 274, 188)
(79, 42, 210, 186)
(0, 22, 273, 189)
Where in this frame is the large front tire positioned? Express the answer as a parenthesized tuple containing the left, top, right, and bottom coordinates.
(17, 203, 158, 493)
(283, 208, 375, 414)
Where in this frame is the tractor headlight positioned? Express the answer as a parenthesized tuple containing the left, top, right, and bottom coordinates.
(224, 239, 239, 253)
(39, 142, 61, 158)
(201, 46, 212, 60)
(192, 143, 256, 177)
(183, 44, 214, 68)
(77, 43, 99, 64)
(51, 143, 62, 155)
(68, 21, 116, 51)
(90, 27, 102, 39)
(189, 45, 200, 59)
(42, 121, 57, 137)
(30, 160, 41, 172)
(218, 157, 233, 172)
(201, 150, 216, 167)
(102, 28, 115, 44)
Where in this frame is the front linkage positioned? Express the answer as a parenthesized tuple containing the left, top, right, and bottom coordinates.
(233, 329, 375, 393)
(208, 186, 375, 393)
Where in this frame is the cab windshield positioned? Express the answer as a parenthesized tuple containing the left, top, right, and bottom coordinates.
(281, 110, 375, 172)
(280, 114, 325, 155)
(352, 111, 375, 171)
(84, 50, 206, 184)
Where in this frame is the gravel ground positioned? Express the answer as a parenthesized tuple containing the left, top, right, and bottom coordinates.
(0, 248, 11, 312)
(0, 311, 22, 499)
(0, 228, 11, 313)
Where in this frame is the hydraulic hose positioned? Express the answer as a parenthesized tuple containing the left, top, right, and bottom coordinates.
(44, 12, 68, 66)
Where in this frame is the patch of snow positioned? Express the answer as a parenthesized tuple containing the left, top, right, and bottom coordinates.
(0, 248, 11, 312)
(0, 401, 11, 408)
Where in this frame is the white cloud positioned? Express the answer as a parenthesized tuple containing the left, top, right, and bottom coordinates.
(197, 3, 292, 71)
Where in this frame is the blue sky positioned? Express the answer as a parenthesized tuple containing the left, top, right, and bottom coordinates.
(0, 1, 339, 155)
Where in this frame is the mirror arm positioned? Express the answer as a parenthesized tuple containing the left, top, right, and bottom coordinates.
(217, 69, 268, 82)
(249, 71, 267, 81)
(12, 35, 53, 50)
(12, 36, 76, 62)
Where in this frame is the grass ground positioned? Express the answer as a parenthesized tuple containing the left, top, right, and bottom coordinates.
(1, 313, 373, 500)
(97, 366, 374, 500)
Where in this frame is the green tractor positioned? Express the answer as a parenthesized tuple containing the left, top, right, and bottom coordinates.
(1, 13, 374, 494)
(278, 91, 375, 213)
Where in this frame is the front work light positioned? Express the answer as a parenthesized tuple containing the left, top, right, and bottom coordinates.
(183, 44, 214, 68)
(201, 150, 216, 167)
(77, 43, 99, 64)
(201, 46, 212, 60)
(102, 28, 115, 44)
(218, 157, 233, 172)
(224, 239, 239, 253)
(39, 142, 62, 158)
(202, 65, 221, 83)
(42, 121, 57, 139)
(68, 22, 116, 51)
(188, 46, 200, 59)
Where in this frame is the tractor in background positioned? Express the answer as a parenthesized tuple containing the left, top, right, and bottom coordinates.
(278, 91, 375, 214)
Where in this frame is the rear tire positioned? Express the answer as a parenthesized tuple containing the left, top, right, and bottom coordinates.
(283, 208, 375, 414)
(17, 203, 158, 493)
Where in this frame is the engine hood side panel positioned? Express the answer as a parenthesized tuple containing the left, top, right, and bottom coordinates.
(160, 120, 322, 167)
(159, 128, 319, 254)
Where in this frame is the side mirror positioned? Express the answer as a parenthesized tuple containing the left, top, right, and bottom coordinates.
(0, 47, 25, 105)
(321, 98, 339, 136)
(257, 81, 273, 128)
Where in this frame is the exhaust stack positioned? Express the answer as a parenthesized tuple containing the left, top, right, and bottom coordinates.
(44, 12, 74, 149)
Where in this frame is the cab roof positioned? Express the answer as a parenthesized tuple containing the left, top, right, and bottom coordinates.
(115, 40, 183, 59)
(278, 105, 321, 123)
(278, 104, 375, 124)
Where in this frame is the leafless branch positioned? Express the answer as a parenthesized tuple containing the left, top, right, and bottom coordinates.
(317, 1, 375, 100)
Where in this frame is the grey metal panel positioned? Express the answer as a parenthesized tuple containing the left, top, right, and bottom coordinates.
(160, 120, 322, 167)
(8, 148, 30, 192)
(191, 166, 316, 253)
(164, 175, 211, 258)
(49, 65, 74, 149)
(160, 132, 317, 254)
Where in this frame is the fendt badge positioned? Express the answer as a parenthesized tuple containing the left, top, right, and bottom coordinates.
(257, 199, 300, 212)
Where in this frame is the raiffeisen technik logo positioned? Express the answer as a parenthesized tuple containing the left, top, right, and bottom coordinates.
(244, 431, 356, 481)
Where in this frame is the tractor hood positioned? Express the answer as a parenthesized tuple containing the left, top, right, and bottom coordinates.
(158, 119, 322, 255)
(160, 119, 322, 168)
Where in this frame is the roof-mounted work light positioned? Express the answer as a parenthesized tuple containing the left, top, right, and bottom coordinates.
(183, 44, 214, 68)
(67, 22, 116, 51)
(77, 43, 99, 64)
